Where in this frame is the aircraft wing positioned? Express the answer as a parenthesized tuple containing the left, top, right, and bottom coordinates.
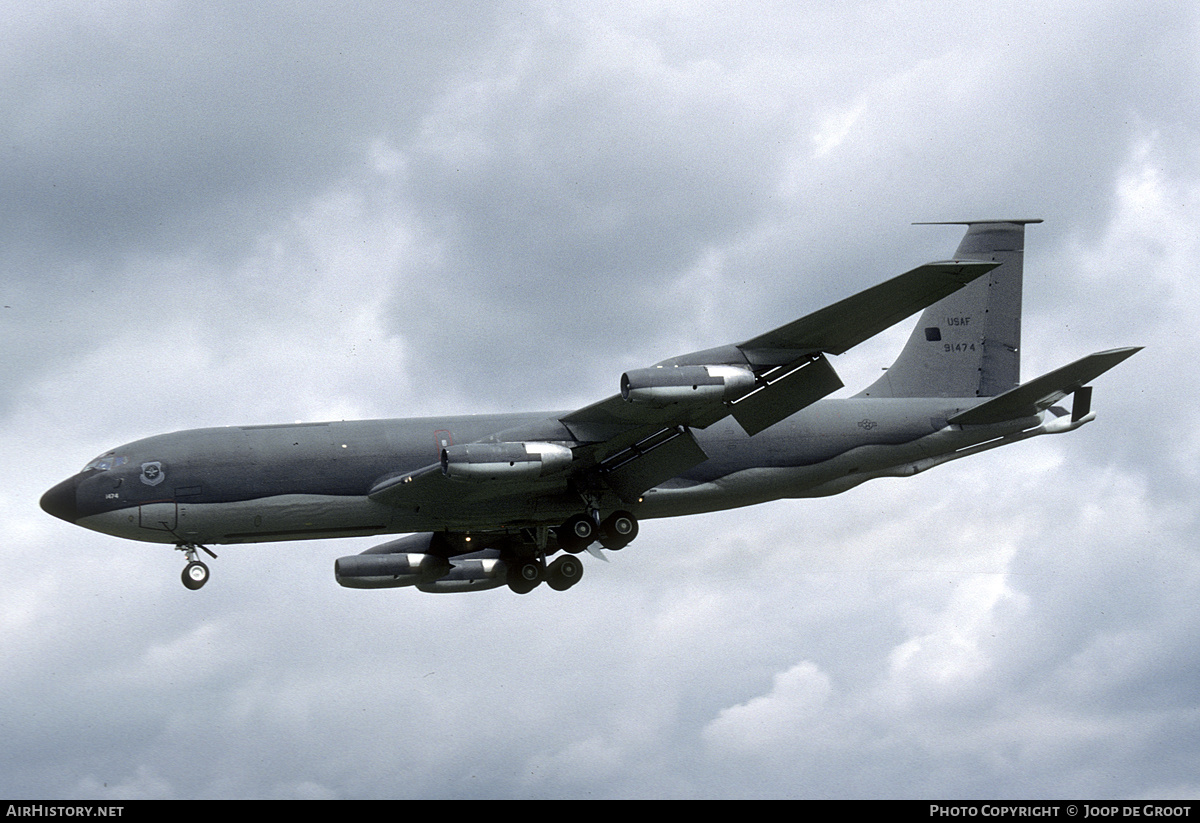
(370, 259, 998, 507)
(560, 259, 998, 440)
(735, 260, 1004, 359)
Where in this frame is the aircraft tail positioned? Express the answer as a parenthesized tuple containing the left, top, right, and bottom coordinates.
(860, 220, 1043, 398)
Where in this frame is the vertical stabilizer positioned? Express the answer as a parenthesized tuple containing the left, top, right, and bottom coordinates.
(860, 220, 1042, 398)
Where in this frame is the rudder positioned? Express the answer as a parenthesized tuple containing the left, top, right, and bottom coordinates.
(860, 219, 1042, 398)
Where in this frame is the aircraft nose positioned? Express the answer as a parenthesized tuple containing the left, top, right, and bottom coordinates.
(40, 475, 80, 523)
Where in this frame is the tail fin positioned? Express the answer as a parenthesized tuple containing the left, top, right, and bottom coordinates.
(860, 219, 1042, 398)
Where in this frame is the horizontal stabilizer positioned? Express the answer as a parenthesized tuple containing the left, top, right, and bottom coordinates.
(948, 347, 1142, 426)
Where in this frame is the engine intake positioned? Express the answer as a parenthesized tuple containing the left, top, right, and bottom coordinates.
(441, 441, 574, 482)
(621, 365, 756, 406)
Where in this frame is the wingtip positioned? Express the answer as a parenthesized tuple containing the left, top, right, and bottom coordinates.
(1100, 345, 1144, 360)
(926, 259, 1003, 280)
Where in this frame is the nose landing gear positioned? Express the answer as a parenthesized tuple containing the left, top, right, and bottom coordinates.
(183, 560, 209, 590)
(176, 543, 218, 590)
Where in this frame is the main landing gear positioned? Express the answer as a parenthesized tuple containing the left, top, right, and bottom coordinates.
(504, 510, 638, 594)
(556, 510, 638, 554)
(506, 554, 585, 595)
(176, 543, 218, 590)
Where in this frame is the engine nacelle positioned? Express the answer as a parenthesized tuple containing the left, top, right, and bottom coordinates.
(416, 557, 508, 593)
(621, 365, 756, 407)
(335, 551, 452, 589)
(441, 441, 574, 482)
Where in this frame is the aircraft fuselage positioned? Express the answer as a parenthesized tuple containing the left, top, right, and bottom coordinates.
(42, 397, 1039, 549)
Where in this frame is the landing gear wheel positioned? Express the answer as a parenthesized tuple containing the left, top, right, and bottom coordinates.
(546, 555, 584, 591)
(182, 560, 209, 591)
(506, 560, 544, 594)
(176, 543, 216, 591)
(557, 513, 596, 554)
(600, 510, 638, 550)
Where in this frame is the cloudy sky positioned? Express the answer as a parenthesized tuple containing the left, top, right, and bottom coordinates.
(3, 0, 1198, 799)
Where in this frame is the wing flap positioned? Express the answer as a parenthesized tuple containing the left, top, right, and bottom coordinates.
(599, 427, 709, 503)
(731, 353, 844, 436)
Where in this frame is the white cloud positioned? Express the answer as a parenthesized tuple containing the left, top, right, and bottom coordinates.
(703, 661, 834, 754)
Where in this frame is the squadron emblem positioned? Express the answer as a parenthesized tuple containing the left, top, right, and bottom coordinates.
(140, 461, 165, 486)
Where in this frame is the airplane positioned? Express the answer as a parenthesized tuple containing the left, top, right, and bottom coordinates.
(40, 220, 1140, 594)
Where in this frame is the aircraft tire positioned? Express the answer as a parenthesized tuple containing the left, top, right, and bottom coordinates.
(182, 561, 209, 591)
(557, 514, 596, 554)
(600, 510, 638, 550)
(506, 560, 543, 594)
(546, 556, 583, 591)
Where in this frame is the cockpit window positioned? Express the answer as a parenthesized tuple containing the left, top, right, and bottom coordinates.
(82, 454, 129, 472)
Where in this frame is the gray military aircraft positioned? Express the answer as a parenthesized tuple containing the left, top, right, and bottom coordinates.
(41, 220, 1139, 593)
